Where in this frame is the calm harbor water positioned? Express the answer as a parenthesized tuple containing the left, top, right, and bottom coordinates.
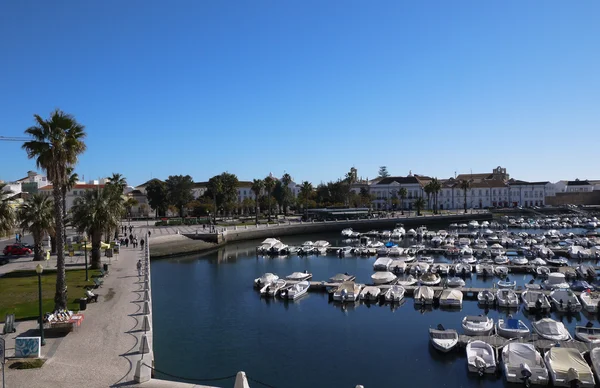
(152, 229, 599, 388)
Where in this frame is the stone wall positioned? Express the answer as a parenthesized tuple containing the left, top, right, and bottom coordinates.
(546, 192, 600, 206)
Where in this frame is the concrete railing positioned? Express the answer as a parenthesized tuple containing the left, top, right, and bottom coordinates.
(134, 238, 154, 383)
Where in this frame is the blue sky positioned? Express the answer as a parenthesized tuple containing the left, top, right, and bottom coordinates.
(1, 1, 598, 186)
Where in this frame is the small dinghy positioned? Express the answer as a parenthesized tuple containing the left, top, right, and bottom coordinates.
(447, 277, 465, 288)
(545, 347, 595, 387)
(575, 325, 600, 343)
(439, 289, 463, 307)
(419, 272, 441, 286)
(462, 315, 494, 336)
(384, 285, 405, 303)
(580, 290, 600, 312)
(546, 256, 568, 266)
(550, 289, 582, 313)
(333, 282, 362, 302)
(521, 290, 551, 312)
(477, 290, 495, 306)
(502, 343, 549, 386)
(532, 318, 571, 341)
(414, 286, 434, 305)
(466, 340, 497, 376)
(359, 286, 381, 301)
(497, 318, 530, 338)
(429, 324, 458, 353)
(497, 279, 516, 289)
(495, 266, 509, 277)
(371, 271, 397, 285)
(397, 275, 418, 287)
(536, 266, 551, 277)
(281, 281, 310, 300)
(286, 271, 312, 281)
(496, 289, 519, 308)
(254, 273, 279, 288)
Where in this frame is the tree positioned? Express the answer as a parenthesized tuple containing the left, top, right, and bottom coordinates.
(71, 189, 123, 269)
(263, 176, 275, 221)
(124, 197, 139, 222)
(22, 109, 87, 310)
(430, 178, 441, 214)
(424, 182, 433, 211)
(460, 179, 471, 214)
(299, 181, 313, 215)
(18, 194, 54, 261)
(145, 179, 168, 217)
(63, 167, 78, 230)
(165, 175, 194, 218)
(251, 179, 264, 224)
(378, 166, 390, 178)
(359, 186, 373, 208)
(413, 196, 426, 216)
(398, 187, 408, 215)
(107, 173, 127, 193)
(0, 184, 16, 237)
(206, 172, 239, 220)
(280, 173, 293, 215)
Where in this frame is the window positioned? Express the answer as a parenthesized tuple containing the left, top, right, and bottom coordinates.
(73, 190, 78, 195)
(485, 190, 488, 195)
(493, 189, 496, 195)
(478, 189, 482, 195)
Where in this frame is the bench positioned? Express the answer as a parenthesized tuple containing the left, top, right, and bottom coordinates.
(99, 268, 108, 277)
(92, 278, 103, 288)
(3, 313, 16, 334)
(85, 294, 98, 303)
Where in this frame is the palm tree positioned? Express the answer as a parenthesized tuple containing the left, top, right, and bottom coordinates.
(460, 179, 471, 214)
(413, 196, 426, 216)
(71, 190, 123, 269)
(0, 183, 16, 237)
(430, 178, 441, 214)
(281, 173, 292, 216)
(62, 167, 79, 242)
(398, 187, 407, 215)
(424, 182, 433, 212)
(251, 179, 264, 224)
(124, 197, 139, 223)
(207, 176, 223, 223)
(22, 109, 87, 310)
(299, 181, 313, 217)
(18, 194, 54, 261)
(108, 173, 127, 192)
(263, 176, 275, 222)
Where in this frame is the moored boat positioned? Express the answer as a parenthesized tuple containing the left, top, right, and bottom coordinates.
(371, 271, 397, 285)
(549, 289, 582, 313)
(574, 326, 600, 343)
(414, 286, 434, 305)
(333, 281, 362, 302)
(384, 285, 405, 303)
(419, 272, 441, 286)
(254, 273, 278, 288)
(462, 315, 494, 336)
(286, 271, 312, 281)
(497, 318, 530, 339)
(466, 340, 496, 376)
(496, 289, 519, 308)
(501, 343, 549, 386)
(281, 281, 310, 300)
(439, 289, 463, 308)
(429, 324, 458, 353)
(477, 290, 495, 306)
(532, 318, 571, 341)
(580, 290, 600, 312)
(360, 286, 381, 301)
(545, 347, 595, 387)
(521, 290, 551, 312)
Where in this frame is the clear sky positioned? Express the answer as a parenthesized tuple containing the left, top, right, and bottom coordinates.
(1, 1, 599, 186)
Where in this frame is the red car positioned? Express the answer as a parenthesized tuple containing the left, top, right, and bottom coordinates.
(3, 244, 32, 256)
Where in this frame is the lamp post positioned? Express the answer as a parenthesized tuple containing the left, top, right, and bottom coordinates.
(84, 240, 89, 281)
(35, 264, 46, 346)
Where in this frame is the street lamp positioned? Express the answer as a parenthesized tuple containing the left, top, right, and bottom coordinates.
(35, 264, 46, 346)
(84, 240, 89, 281)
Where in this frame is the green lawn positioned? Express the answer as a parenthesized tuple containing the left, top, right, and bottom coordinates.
(0, 268, 101, 322)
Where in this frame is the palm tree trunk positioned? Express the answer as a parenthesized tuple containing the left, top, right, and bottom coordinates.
(53, 184, 68, 310)
(91, 231, 102, 269)
(464, 191, 467, 213)
(255, 203, 259, 224)
(33, 231, 43, 261)
(62, 187, 67, 244)
(267, 195, 272, 222)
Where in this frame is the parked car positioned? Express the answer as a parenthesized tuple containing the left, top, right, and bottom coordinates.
(3, 244, 32, 256)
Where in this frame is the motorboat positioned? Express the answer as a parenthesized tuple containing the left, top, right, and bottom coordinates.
(501, 343, 549, 386)
(490, 244, 506, 257)
(389, 260, 407, 274)
(298, 241, 316, 255)
(341, 228, 354, 237)
(446, 277, 465, 288)
(269, 241, 289, 255)
(254, 273, 279, 288)
(384, 285, 405, 303)
(495, 266, 509, 277)
(570, 280, 593, 292)
(475, 264, 494, 277)
(494, 256, 509, 265)
(468, 220, 480, 229)
(545, 347, 595, 387)
(455, 263, 472, 276)
(497, 318, 530, 338)
(359, 286, 381, 301)
(435, 264, 450, 275)
(521, 290, 551, 312)
(532, 318, 571, 341)
(462, 315, 494, 336)
(543, 273, 570, 290)
(281, 281, 310, 300)
(313, 240, 330, 255)
(260, 279, 286, 297)
(546, 256, 568, 266)
(536, 266, 551, 277)
(550, 289, 582, 313)
(388, 246, 404, 257)
(575, 326, 600, 343)
(419, 272, 441, 286)
(410, 263, 430, 275)
(336, 246, 353, 257)
(561, 267, 577, 279)
(580, 290, 600, 312)
(439, 289, 463, 307)
(496, 289, 519, 308)
(497, 279, 516, 289)
(511, 257, 529, 266)
(461, 256, 477, 265)
(477, 290, 495, 306)
(373, 257, 393, 271)
(591, 348, 600, 386)
(466, 340, 496, 375)
(371, 271, 397, 285)
(414, 286, 434, 305)
(417, 256, 434, 264)
(333, 282, 362, 302)
(429, 324, 459, 353)
(286, 271, 312, 281)
(257, 238, 280, 253)
(576, 265, 596, 279)
(397, 275, 418, 287)
(329, 273, 356, 283)
(406, 229, 417, 238)
(525, 282, 542, 290)
(530, 257, 547, 266)
(391, 227, 405, 239)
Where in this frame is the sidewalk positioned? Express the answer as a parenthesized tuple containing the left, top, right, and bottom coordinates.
(2, 245, 147, 388)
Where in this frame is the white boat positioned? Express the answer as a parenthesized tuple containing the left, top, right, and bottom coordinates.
(521, 290, 551, 312)
(329, 273, 355, 283)
(591, 348, 600, 385)
(391, 227, 405, 239)
(388, 246, 404, 257)
(530, 257, 547, 266)
(429, 324, 459, 353)
(359, 286, 381, 301)
(281, 281, 310, 300)
(435, 264, 450, 275)
(545, 347, 595, 387)
(414, 286, 434, 305)
(298, 241, 315, 255)
(536, 266, 551, 277)
(497, 318, 530, 338)
(543, 273, 570, 290)
(497, 280, 516, 289)
(532, 318, 571, 341)
(455, 263, 472, 275)
(462, 315, 494, 336)
(410, 263, 430, 275)
(336, 246, 352, 257)
(257, 238, 280, 253)
(468, 220, 480, 229)
(511, 257, 529, 266)
(341, 228, 354, 237)
(269, 241, 289, 255)
(495, 266, 509, 277)
(477, 290, 495, 306)
(397, 275, 418, 287)
(384, 285, 405, 303)
(419, 272, 441, 286)
(333, 282, 362, 302)
(460, 246, 474, 258)
(254, 273, 279, 288)
(417, 256, 434, 264)
(286, 271, 312, 281)
(313, 240, 330, 255)
(389, 260, 407, 274)
(494, 256, 509, 265)
(461, 256, 477, 265)
(407, 229, 417, 238)
(439, 289, 463, 307)
(475, 264, 494, 277)
(502, 343, 549, 386)
(373, 257, 393, 271)
(546, 256, 568, 266)
(466, 340, 496, 375)
(496, 289, 519, 308)
(371, 271, 397, 285)
(446, 277, 465, 288)
(260, 279, 286, 297)
(550, 289, 582, 313)
(576, 265, 596, 279)
(575, 326, 600, 343)
(580, 290, 600, 313)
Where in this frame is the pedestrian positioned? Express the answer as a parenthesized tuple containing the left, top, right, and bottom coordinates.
(203, 224, 206, 230)
(136, 260, 142, 276)
(148, 230, 151, 237)
(125, 237, 129, 247)
(129, 226, 133, 233)
(129, 233, 133, 242)
(141, 238, 145, 250)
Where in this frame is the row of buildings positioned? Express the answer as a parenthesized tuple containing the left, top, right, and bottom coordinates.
(2, 167, 600, 216)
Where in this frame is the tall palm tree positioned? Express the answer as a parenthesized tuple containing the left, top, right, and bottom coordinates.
(0, 183, 16, 237)
(398, 187, 407, 215)
(71, 190, 123, 269)
(62, 167, 79, 242)
(251, 179, 264, 224)
(281, 173, 292, 216)
(108, 173, 127, 193)
(430, 178, 441, 214)
(263, 176, 275, 222)
(413, 197, 426, 216)
(460, 179, 471, 214)
(22, 109, 86, 310)
(207, 176, 223, 223)
(299, 181, 313, 217)
(424, 182, 433, 211)
(18, 194, 54, 261)
(124, 197, 139, 223)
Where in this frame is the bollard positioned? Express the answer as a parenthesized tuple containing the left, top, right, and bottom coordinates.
(142, 301, 151, 315)
(134, 359, 151, 383)
(139, 334, 150, 354)
(234, 371, 251, 388)
(144, 280, 150, 290)
(143, 290, 151, 302)
(141, 315, 152, 332)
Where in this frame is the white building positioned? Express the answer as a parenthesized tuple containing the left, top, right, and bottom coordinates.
(39, 182, 106, 212)
(368, 176, 423, 210)
(507, 180, 549, 207)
